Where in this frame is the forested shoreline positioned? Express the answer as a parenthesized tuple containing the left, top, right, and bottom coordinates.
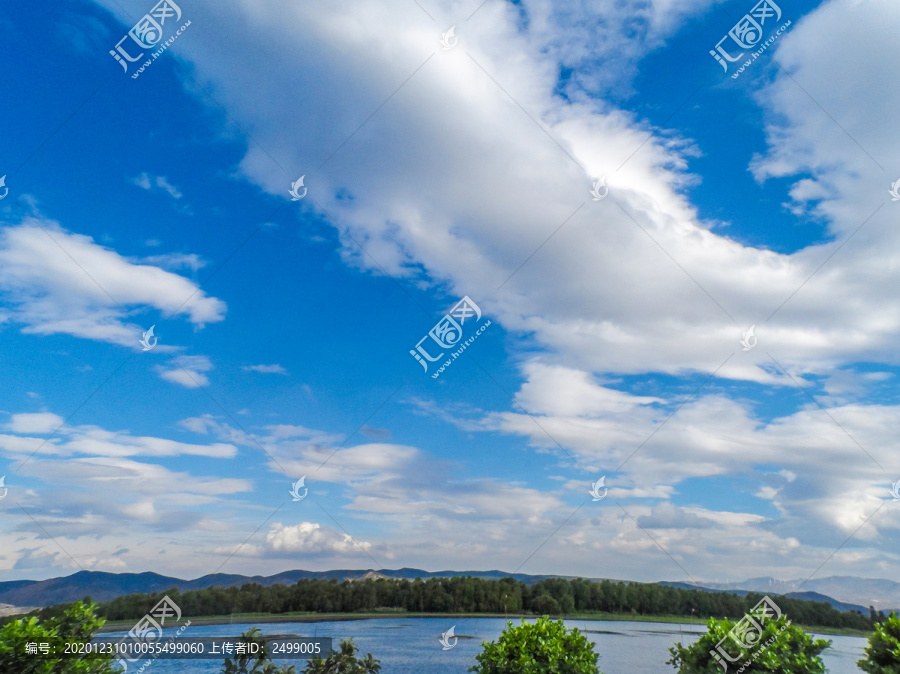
(30, 576, 880, 632)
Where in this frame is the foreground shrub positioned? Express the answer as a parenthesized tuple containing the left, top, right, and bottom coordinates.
(0, 601, 116, 673)
(302, 637, 380, 673)
(667, 613, 829, 673)
(469, 616, 601, 674)
(857, 612, 900, 673)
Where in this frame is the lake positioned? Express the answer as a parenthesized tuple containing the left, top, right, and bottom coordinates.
(104, 617, 868, 673)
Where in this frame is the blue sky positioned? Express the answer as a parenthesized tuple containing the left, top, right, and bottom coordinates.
(1, 0, 900, 592)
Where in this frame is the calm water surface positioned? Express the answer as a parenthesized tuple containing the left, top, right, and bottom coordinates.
(105, 617, 867, 673)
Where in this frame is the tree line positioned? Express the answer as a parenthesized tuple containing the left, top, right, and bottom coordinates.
(75, 576, 878, 631)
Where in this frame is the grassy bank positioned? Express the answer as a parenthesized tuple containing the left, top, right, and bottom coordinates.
(95, 610, 872, 638)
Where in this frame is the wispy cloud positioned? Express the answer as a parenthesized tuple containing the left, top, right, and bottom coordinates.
(130, 172, 183, 199)
(157, 355, 214, 388)
(241, 364, 288, 375)
(0, 220, 225, 346)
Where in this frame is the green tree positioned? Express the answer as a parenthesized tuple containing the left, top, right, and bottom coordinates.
(530, 595, 560, 616)
(85, 577, 875, 632)
(222, 627, 296, 674)
(858, 612, 900, 673)
(302, 638, 380, 673)
(667, 615, 830, 673)
(469, 617, 601, 674)
(0, 601, 116, 673)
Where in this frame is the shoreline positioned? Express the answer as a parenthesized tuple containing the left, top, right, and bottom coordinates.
(95, 611, 871, 638)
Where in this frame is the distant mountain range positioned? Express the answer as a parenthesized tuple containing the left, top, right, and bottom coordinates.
(1, 568, 897, 615)
(659, 581, 872, 614)
(0, 568, 565, 610)
(668, 576, 900, 613)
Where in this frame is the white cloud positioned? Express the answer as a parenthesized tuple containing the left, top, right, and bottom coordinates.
(45, 457, 248, 495)
(0, 221, 225, 347)
(157, 355, 213, 388)
(154, 176, 182, 200)
(750, 0, 899, 226)
(636, 502, 716, 530)
(2, 397, 897, 582)
(241, 364, 288, 375)
(0, 423, 257, 580)
(178, 414, 255, 445)
(513, 363, 662, 417)
(131, 173, 152, 190)
(0, 416, 237, 460)
(476, 365, 900, 563)
(85, 0, 900, 386)
(131, 172, 183, 199)
(213, 521, 372, 559)
(517, 0, 717, 97)
(140, 253, 207, 272)
(0, 416, 252, 575)
(178, 415, 342, 449)
(58, 0, 900, 583)
(265, 522, 369, 555)
(7, 412, 64, 434)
